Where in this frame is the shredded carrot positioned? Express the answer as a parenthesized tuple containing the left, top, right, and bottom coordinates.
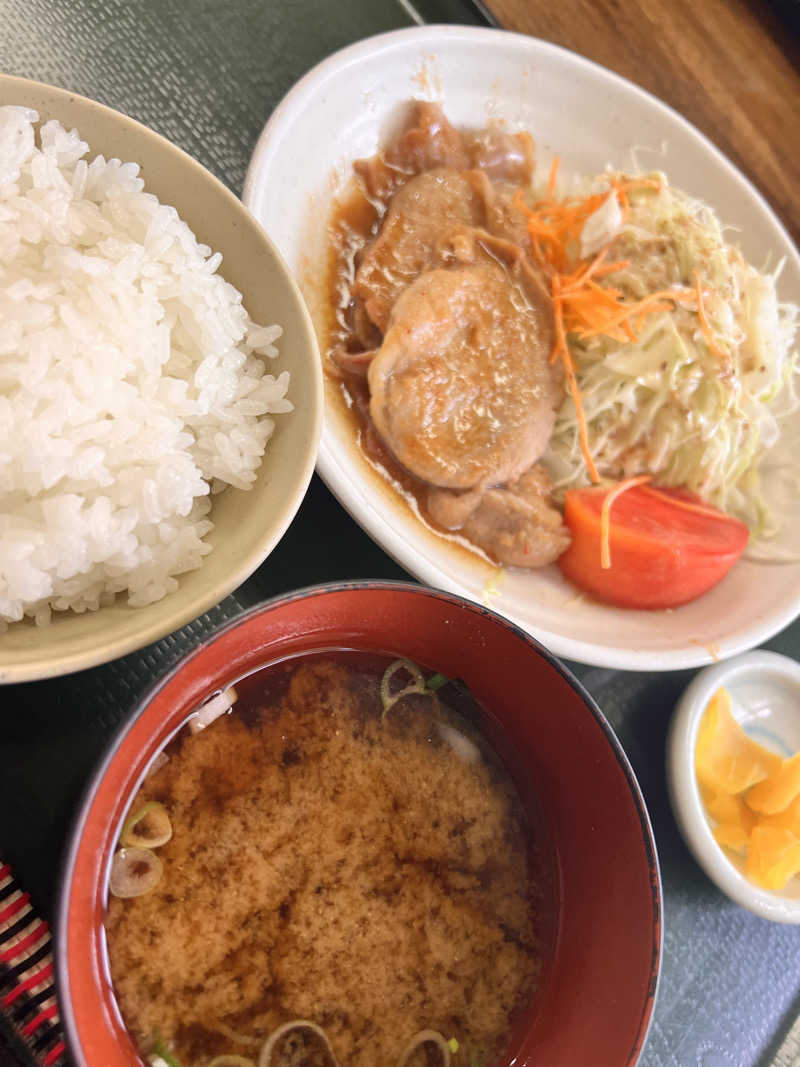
(566, 363, 600, 484)
(639, 484, 725, 520)
(514, 171, 693, 480)
(600, 476, 652, 569)
(590, 259, 631, 278)
(561, 249, 631, 291)
(694, 270, 727, 360)
(551, 277, 600, 483)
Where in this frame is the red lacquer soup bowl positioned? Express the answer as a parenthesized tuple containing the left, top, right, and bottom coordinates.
(56, 581, 661, 1066)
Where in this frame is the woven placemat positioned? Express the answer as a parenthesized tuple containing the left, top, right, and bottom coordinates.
(0, 863, 65, 1067)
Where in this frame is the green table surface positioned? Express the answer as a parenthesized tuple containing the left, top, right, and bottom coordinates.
(1, 2, 799, 1065)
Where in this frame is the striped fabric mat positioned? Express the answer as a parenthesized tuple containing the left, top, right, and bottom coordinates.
(0, 862, 66, 1067)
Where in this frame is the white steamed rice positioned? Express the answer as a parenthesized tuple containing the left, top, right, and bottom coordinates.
(0, 106, 292, 627)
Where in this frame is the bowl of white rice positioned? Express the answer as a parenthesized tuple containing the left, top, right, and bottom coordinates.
(0, 75, 323, 684)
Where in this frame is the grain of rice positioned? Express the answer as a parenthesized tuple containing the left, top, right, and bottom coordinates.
(0, 106, 292, 627)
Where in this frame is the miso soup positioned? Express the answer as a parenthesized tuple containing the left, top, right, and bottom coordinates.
(105, 652, 550, 1067)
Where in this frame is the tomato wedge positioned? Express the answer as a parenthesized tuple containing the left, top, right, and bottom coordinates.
(558, 484, 749, 609)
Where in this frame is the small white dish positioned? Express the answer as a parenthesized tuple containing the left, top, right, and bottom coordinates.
(243, 25, 800, 670)
(668, 650, 800, 923)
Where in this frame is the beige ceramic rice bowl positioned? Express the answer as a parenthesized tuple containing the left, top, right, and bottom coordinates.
(0, 75, 322, 684)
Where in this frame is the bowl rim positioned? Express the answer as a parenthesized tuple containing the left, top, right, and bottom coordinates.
(242, 23, 800, 674)
(55, 578, 663, 1067)
(667, 649, 800, 923)
(0, 73, 324, 684)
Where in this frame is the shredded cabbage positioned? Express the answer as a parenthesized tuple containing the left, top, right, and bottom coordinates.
(543, 173, 800, 559)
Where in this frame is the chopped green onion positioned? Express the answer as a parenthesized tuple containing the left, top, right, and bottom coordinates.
(120, 801, 172, 849)
(397, 1030, 453, 1066)
(109, 847, 163, 899)
(207, 1022, 262, 1048)
(150, 1031, 184, 1067)
(426, 673, 449, 692)
(259, 1020, 340, 1067)
(380, 659, 427, 721)
(190, 686, 239, 734)
(207, 1057, 256, 1067)
(447, 1036, 459, 1053)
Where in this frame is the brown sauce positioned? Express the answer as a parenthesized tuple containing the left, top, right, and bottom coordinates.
(105, 652, 552, 1067)
(321, 103, 569, 572)
(324, 185, 463, 544)
(324, 181, 533, 571)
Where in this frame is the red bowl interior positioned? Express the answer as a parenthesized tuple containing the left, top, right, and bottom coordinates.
(57, 581, 661, 1066)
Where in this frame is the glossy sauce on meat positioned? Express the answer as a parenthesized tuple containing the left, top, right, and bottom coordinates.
(325, 103, 570, 569)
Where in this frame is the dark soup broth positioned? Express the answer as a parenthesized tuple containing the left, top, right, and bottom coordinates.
(105, 651, 553, 1067)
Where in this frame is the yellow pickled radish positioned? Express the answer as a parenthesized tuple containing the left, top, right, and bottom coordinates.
(745, 751, 800, 815)
(745, 826, 800, 891)
(699, 785, 758, 833)
(712, 823, 750, 855)
(695, 687, 800, 891)
(695, 687, 782, 794)
(759, 793, 800, 834)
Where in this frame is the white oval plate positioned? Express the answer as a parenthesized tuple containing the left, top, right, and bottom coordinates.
(244, 25, 800, 670)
